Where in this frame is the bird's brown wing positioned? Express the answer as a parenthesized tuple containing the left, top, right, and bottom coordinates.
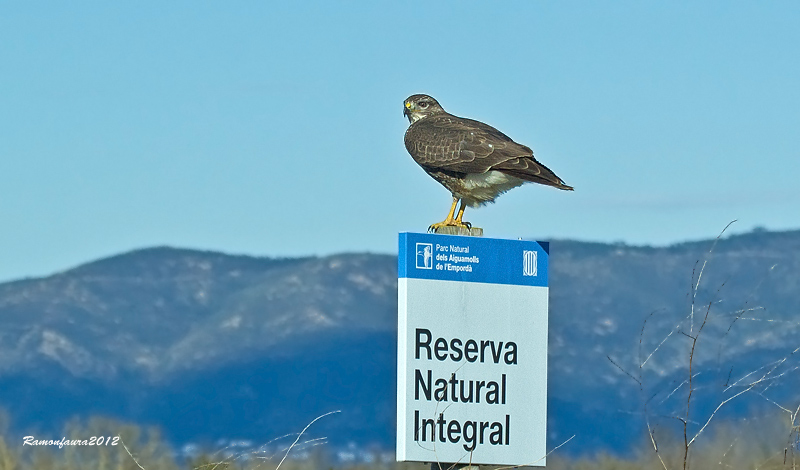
(404, 114, 573, 190)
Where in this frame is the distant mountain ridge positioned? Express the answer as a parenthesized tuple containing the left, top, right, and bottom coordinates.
(0, 248, 395, 380)
(0, 229, 798, 455)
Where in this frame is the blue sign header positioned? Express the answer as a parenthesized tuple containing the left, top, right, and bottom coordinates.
(398, 232, 548, 287)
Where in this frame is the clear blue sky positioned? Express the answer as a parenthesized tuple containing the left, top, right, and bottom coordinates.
(1, 2, 798, 282)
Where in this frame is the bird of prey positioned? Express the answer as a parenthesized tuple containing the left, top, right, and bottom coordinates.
(403, 94, 573, 231)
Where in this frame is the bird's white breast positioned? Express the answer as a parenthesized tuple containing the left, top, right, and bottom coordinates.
(458, 171, 525, 206)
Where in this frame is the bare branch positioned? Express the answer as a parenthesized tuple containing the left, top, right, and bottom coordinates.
(607, 355, 641, 385)
(119, 437, 148, 470)
(275, 410, 340, 470)
(494, 434, 576, 470)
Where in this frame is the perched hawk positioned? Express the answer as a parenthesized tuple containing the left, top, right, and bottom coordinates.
(403, 94, 573, 231)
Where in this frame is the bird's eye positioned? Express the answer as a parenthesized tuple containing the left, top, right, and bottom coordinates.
(419, 102, 429, 108)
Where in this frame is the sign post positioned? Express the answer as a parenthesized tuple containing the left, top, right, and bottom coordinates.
(397, 232, 549, 467)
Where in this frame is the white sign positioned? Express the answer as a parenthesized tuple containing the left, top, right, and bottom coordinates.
(397, 233, 549, 467)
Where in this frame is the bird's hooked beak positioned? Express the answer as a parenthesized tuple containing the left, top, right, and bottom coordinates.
(403, 101, 412, 119)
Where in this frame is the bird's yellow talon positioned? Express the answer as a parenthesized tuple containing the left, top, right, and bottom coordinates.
(428, 220, 472, 232)
(427, 197, 473, 233)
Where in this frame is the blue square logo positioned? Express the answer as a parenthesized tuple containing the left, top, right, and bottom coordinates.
(415, 243, 433, 269)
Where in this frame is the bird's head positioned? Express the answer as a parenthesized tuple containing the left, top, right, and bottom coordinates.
(403, 94, 445, 124)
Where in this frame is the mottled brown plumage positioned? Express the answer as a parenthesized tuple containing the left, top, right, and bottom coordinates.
(402, 94, 572, 230)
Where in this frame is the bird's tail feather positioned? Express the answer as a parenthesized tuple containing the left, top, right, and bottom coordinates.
(497, 158, 573, 191)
